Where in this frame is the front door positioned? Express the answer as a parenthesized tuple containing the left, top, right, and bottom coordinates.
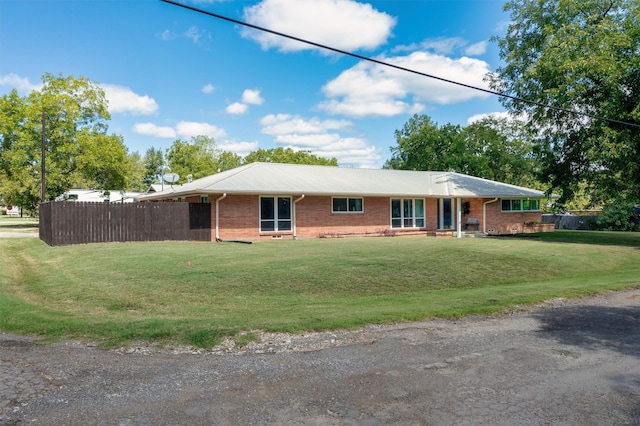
(437, 198, 455, 230)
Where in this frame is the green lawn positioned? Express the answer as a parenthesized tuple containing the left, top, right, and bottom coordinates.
(0, 216, 38, 233)
(1, 231, 639, 348)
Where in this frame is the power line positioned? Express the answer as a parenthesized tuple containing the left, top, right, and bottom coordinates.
(160, 0, 640, 129)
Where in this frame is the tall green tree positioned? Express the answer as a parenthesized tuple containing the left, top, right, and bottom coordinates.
(215, 150, 243, 172)
(385, 115, 469, 173)
(0, 73, 129, 212)
(165, 136, 220, 183)
(489, 0, 640, 204)
(462, 117, 540, 188)
(142, 147, 165, 187)
(244, 147, 338, 166)
(124, 151, 146, 192)
(385, 114, 541, 187)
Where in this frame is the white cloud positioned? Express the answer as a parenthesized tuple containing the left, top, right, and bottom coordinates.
(226, 102, 248, 115)
(176, 121, 227, 139)
(259, 113, 380, 167)
(242, 0, 395, 53)
(202, 83, 215, 94)
(242, 89, 264, 105)
(467, 111, 514, 125)
(158, 26, 211, 45)
(133, 123, 176, 138)
(393, 36, 490, 56)
(394, 37, 468, 55)
(159, 29, 173, 41)
(219, 141, 260, 156)
(133, 121, 227, 140)
(101, 84, 158, 115)
(319, 51, 492, 118)
(184, 26, 211, 44)
(0, 76, 159, 116)
(225, 89, 265, 115)
(464, 41, 488, 56)
(261, 114, 352, 135)
(0, 73, 41, 94)
(310, 138, 381, 168)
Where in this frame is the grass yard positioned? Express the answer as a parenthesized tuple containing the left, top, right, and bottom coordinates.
(0, 215, 38, 233)
(1, 231, 639, 348)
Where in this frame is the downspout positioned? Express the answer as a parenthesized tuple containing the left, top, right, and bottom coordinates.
(483, 198, 499, 234)
(456, 198, 462, 238)
(293, 194, 305, 240)
(215, 193, 227, 242)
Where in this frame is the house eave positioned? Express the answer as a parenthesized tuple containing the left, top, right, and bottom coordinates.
(139, 189, 550, 201)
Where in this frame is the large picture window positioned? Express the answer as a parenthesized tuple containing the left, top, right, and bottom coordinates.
(501, 198, 541, 212)
(260, 196, 291, 232)
(391, 198, 425, 228)
(332, 197, 363, 213)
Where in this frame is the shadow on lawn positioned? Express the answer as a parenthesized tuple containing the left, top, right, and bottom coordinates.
(497, 231, 640, 249)
(0, 220, 39, 230)
(533, 304, 640, 359)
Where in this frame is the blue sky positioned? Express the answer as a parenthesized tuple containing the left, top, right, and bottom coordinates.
(1, 0, 510, 168)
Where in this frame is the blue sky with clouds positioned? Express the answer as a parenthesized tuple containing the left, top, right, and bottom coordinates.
(0, 0, 510, 168)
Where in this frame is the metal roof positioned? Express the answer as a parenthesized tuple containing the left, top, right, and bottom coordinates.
(138, 162, 549, 201)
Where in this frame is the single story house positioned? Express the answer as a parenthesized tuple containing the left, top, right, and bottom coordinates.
(137, 162, 553, 241)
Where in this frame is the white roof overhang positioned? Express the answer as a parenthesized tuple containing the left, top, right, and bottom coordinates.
(137, 163, 551, 201)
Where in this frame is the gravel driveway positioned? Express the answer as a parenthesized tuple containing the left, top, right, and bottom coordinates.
(2, 289, 639, 425)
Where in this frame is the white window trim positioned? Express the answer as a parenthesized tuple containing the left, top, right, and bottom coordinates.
(331, 197, 364, 214)
(391, 198, 425, 229)
(259, 195, 292, 233)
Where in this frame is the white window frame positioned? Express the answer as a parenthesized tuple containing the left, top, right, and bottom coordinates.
(259, 196, 292, 233)
(391, 198, 425, 229)
(331, 197, 364, 213)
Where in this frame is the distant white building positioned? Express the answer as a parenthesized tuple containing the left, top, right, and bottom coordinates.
(58, 189, 141, 203)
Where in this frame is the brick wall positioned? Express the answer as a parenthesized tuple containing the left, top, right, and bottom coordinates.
(295, 196, 392, 238)
(213, 194, 259, 241)
(484, 200, 542, 234)
(208, 194, 543, 240)
(462, 198, 484, 231)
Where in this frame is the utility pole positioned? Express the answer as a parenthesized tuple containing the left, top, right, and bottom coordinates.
(41, 109, 46, 202)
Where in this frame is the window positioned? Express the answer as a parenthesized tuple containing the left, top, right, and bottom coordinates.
(332, 197, 363, 213)
(200, 195, 209, 204)
(501, 198, 541, 212)
(391, 199, 425, 228)
(260, 196, 291, 232)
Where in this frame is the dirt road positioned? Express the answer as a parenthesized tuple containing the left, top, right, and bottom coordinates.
(2, 289, 639, 425)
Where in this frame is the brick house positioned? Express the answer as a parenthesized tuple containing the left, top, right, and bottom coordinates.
(138, 162, 552, 241)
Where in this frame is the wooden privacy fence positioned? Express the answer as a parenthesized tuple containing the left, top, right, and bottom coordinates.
(39, 202, 212, 246)
(542, 214, 599, 230)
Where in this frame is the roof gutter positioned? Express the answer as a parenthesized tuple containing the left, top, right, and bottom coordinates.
(293, 194, 305, 239)
(215, 193, 227, 242)
(483, 198, 499, 234)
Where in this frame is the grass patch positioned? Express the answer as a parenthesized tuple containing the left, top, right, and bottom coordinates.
(506, 229, 640, 247)
(0, 216, 39, 232)
(1, 231, 639, 347)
